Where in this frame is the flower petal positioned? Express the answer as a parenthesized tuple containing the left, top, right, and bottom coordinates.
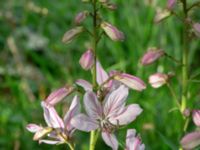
(71, 114, 98, 132)
(39, 139, 62, 145)
(109, 104, 143, 125)
(26, 124, 42, 133)
(64, 95, 80, 131)
(75, 79, 92, 91)
(193, 110, 200, 127)
(104, 85, 128, 118)
(84, 91, 102, 119)
(96, 61, 109, 85)
(181, 131, 200, 150)
(102, 132, 118, 150)
(42, 102, 64, 128)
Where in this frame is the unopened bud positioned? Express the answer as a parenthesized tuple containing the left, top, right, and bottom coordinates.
(181, 131, 200, 150)
(74, 11, 88, 25)
(149, 73, 168, 88)
(193, 110, 200, 127)
(167, 0, 176, 10)
(101, 22, 125, 41)
(79, 49, 94, 70)
(62, 27, 84, 44)
(141, 47, 165, 65)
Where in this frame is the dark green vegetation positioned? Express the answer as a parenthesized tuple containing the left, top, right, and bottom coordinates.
(0, 0, 200, 149)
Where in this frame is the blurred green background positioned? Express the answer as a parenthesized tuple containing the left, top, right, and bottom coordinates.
(0, 0, 200, 149)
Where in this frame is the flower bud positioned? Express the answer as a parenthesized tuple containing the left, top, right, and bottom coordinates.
(114, 73, 146, 91)
(154, 8, 171, 23)
(74, 11, 88, 25)
(193, 23, 200, 37)
(33, 127, 53, 141)
(101, 22, 125, 41)
(181, 131, 200, 150)
(148, 73, 168, 88)
(79, 49, 94, 70)
(26, 124, 42, 133)
(193, 110, 200, 127)
(44, 86, 74, 106)
(183, 108, 191, 117)
(141, 48, 165, 65)
(167, 0, 176, 10)
(62, 26, 84, 44)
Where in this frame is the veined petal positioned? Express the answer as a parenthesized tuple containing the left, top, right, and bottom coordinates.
(96, 61, 109, 85)
(102, 132, 118, 150)
(71, 114, 98, 132)
(114, 73, 146, 91)
(39, 139, 62, 145)
(26, 124, 42, 133)
(84, 92, 102, 119)
(42, 102, 64, 128)
(181, 131, 200, 149)
(75, 79, 92, 91)
(193, 110, 200, 127)
(109, 104, 143, 125)
(44, 86, 73, 106)
(64, 95, 80, 131)
(103, 85, 128, 118)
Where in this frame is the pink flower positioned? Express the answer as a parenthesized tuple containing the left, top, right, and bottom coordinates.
(126, 129, 145, 150)
(79, 49, 94, 70)
(193, 23, 200, 37)
(148, 73, 168, 88)
(101, 22, 125, 41)
(193, 110, 200, 127)
(26, 95, 80, 145)
(74, 11, 88, 25)
(71, 85, 143, 150)
(44, 86, 74, 106)
(167, 0, 176, 10)
(140, 48, 165, 65)
(181, 131, 200, 150)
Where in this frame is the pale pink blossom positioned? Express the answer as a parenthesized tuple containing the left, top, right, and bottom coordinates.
(71, 85, 143, 150)
(44, 86, 74, 106)
(141, 48, 165, 65)
(126, 129, 145, 150)
(193, 110, 200, 127)
(181, 131, 200, 150)
(26, 95, 80, 145)
(149, 73, 168, 88)
(79, 49, 94, 70)
(101, 22, 125, 41)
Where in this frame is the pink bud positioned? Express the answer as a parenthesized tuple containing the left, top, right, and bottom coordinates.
(181, 131, 200, 150)
(148, 73, 168, 88)
(62, 26, 84, 44)
(193, 110, 200, 127)
(79, 49, 94, 70)
(167, 0, 176, 10)
(74, 11, 88, 25)
(101, 22, 125, 41)
(193, 23, 200, 37)
(141, 48, 165, 65)
(26, 124, 42, 133)
(45, 86, 74, 106)
(154, 8, 171, 23)
(114, 73, 146, 91)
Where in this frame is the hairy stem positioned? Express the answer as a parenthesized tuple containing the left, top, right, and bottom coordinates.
(90, 0, 98, 150)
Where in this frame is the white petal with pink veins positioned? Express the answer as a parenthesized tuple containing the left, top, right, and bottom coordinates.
(102, 132, 118, 150)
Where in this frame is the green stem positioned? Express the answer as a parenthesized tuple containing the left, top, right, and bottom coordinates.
(167, 83, 181, 110)
(181, 0, 188, 113)
(67, 142, 75, 150)
(90, 0, 98, 150)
